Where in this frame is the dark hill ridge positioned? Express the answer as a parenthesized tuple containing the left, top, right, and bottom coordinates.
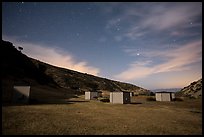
(1, 40, 150, 103)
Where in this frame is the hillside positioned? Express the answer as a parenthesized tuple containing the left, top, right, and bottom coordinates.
(1, 40, 150, 103)
(176, 78, 202, 98)
(1, 40, 57, 85)
(30, 58, 150, 95)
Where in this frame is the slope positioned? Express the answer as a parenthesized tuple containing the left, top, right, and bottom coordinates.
(30, 58, 150, 95)
(176, 78, 202, 98)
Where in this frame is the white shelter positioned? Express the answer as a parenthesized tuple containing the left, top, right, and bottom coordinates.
(110, 91, 130, 104)
(13, 86, 30, 103)
(155, 91, 175, 101)
(85, 91, 98, 100)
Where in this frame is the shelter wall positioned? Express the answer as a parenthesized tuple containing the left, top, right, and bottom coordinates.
(13, 86, 30, 103)
(110, 92, 123, 104)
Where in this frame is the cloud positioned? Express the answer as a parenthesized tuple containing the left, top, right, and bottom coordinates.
(139, 3, 201, 30)
(3, 35, 100, 76)
(105, 2, 202, 40)
(114, 40, 202, 81)
(124, 26, 147, 39)
(115, 61, 155, 80)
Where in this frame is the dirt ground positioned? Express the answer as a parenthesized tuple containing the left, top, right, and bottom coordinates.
(2, 93, 202, 135)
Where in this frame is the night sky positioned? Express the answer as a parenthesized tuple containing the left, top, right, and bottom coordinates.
(2, 2, 202, 90)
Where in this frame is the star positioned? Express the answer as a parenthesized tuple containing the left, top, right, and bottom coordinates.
(188, 19, 193, 25)
(21, 2, 24, 4)
(136, 53, 140, 56)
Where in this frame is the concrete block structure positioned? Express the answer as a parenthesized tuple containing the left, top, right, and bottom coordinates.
(110, 91, 130, 104)
(130, 92, 134, 97)
(85, 91, 98, 100)
(155, 91, 175, 101)
(13, 86, 30, 103)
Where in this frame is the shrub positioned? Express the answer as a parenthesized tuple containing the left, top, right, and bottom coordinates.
(99, 98, 110, 102)
(189, 96, 197, 99)
(172, 97, 183, 101)
(93, 96, 98, 100)
(146, 97, 156, 101)
(149, 92, 155, 96)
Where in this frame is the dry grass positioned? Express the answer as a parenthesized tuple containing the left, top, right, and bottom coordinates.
(2, 94, 202, 135)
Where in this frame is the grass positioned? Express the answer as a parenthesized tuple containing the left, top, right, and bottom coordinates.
(2, 89, 202, 135)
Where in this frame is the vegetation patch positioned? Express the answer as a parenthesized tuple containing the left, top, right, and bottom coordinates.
(93, 96, 98, 100)
(98, 97, 110, 102)
(189, 96, 197, 99)
(189, 110, 202, 114)
(146, 97, 156, 101)
(172, 97, 183, 101)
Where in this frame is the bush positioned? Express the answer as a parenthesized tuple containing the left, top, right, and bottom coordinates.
(189, 96, 197, 99)
(93, 96, 98, 100)
(146, 97, 156, 101)
(99, 98, 110, 102)
(172, 97, 183, 101)
(149, 92, 155, 96)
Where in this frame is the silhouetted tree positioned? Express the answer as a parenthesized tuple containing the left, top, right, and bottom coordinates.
(18, 46, 23, 52)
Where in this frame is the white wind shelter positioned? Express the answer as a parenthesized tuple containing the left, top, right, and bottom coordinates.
(110, 91, 131, 104)
(85, 91, 98, 100)
(155, 91, 175, 101)
(13, 86, 30, 103)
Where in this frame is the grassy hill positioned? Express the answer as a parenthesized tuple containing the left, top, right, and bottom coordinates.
(1, 40, 57, 85)
(30, 58, 149, 95)
(176, 78, 202, 98)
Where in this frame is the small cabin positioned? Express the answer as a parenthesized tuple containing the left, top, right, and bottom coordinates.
(110, 91, 131, 104)
(85, 91, 98, 100)
(13, 85, 30, 104)
(155, 91, 175, 101)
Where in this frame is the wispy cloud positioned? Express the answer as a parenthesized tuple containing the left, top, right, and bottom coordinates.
(115, 40, 202, 81)
(3, 35, 100, 76)
(139, 3, 201, 30)
(105, 2, 202, 40)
